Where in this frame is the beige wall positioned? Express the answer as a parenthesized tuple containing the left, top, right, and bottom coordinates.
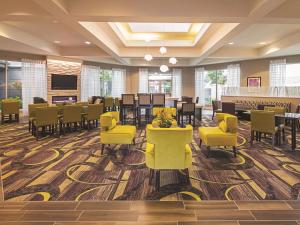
(203, 55, 300, 87)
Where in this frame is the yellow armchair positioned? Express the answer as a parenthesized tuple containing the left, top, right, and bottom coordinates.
(100, 111, 136, 155)
(1, 99, 20, 124)
(146, 124, 193, 190)
(198, 113, 238, 157)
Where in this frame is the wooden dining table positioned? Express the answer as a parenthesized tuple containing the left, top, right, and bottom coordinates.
(276, 113, 300, 151)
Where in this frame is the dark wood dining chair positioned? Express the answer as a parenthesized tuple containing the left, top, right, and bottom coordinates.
(222, 102, 236, 116)
(121, 94, 136, 125)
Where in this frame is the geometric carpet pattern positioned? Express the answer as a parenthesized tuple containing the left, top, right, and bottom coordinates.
(0, 117, 300, 201)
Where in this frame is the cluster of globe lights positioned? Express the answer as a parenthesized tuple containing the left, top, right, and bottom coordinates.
(144, 44, 177, 73)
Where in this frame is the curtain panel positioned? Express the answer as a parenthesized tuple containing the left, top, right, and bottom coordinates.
(81, 64, 101, 101)
(226, 64, 240, 87)
(195, 67, 205, 106)
(138, 68, 149, 93)
(269, 59, 286, 87)
(172, 68, 182, 98)
(21, 59, 47, 114)
(112, 68, 126, 97)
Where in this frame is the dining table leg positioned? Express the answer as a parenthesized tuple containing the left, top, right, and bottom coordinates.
(291, 118, 297, 151)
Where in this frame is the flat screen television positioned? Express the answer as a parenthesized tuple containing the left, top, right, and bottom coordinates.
(51, 74, 77, 90)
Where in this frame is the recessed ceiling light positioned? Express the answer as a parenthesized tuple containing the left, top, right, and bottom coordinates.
(228, 42, 234, 45)
(54, 40, 61, 44)
(259, 42, 266, 45)
(85, 41, 91, 45)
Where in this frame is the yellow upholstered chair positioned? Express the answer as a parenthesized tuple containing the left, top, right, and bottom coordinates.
(114, 98, 120, 111)
(199, 113, 238, 157)
(60, 105, 83, 133)
(83, 103, 104, 129)
(75, 102, 89, 106)
(1, 99, 20, 124)
(28, 103, 48, 132)
(250, 110, 279, 149)
(152, 107, 177, 127)
(100, 111, 136, 155)
(33, 106, 59, 140)
(104, 97, 114, 112)
(146, 124, 193, 190)
(264, 106, 285, 143)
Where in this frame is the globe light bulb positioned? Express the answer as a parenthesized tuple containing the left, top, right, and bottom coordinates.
(144, 54, 153, 61)
(159, 46, 167, 54)
(169, 57, 177, 65)
(160, 65, 169, 73)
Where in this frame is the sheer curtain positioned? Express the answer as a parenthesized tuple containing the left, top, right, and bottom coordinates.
(269, 59, 286, 96)
(112, 68, 126, 97)
(139, 68, 149, 93)
(172, 68, 182, 98)
(81, 64, 101, 101)
(21, 59, 47, 114)
(195, 67, 206, 106)
(224, 64, 240, 95)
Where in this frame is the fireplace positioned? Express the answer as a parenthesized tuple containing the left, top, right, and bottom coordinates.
(52, 96, 77, 104)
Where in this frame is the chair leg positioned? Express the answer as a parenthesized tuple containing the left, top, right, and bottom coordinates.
(35, 126, 39, 140)
(206, 146, 211, 158)
(250, 130, 254, 146)
(101, 144, 105, 155)
(233, 146, 237, 157)
(149, 169, 154, 185)
(272, 134, 276, 149)
(155, 170, 160, 191)
(184, 168, 190, 185)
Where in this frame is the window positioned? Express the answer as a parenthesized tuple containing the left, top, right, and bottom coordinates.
(100, 69, 112, 96)
(286, 63, 300, 87)
(205, 69, 228, 104)
(148, 72, 172, 96)
(0, 63, 5, 100)
(7, 61, 22, 99)
(0, 61, 22, 101)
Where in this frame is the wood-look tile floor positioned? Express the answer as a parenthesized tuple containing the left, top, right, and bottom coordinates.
(0, 201, 300, 225)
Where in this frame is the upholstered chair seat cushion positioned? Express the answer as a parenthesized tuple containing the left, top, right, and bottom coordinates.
(101, 125, 136, 144)
(199, 113, 238, 147)
(199, 127, 237, 146)
(100, 111, 136, 145)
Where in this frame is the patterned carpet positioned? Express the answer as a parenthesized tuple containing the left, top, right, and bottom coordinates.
(1, 116, 300, 201)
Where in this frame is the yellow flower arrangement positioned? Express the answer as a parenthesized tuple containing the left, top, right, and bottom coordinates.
(157, 109, 173, 128)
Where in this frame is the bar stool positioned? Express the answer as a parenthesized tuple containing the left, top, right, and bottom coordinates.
(179, 103, 196, 127)
(137, 93, 152, 126)
(121, 94, 136, 125)
(152, 93, 165, 107)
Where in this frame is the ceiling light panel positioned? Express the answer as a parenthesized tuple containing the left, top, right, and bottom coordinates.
(128, 23, 192, 33)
